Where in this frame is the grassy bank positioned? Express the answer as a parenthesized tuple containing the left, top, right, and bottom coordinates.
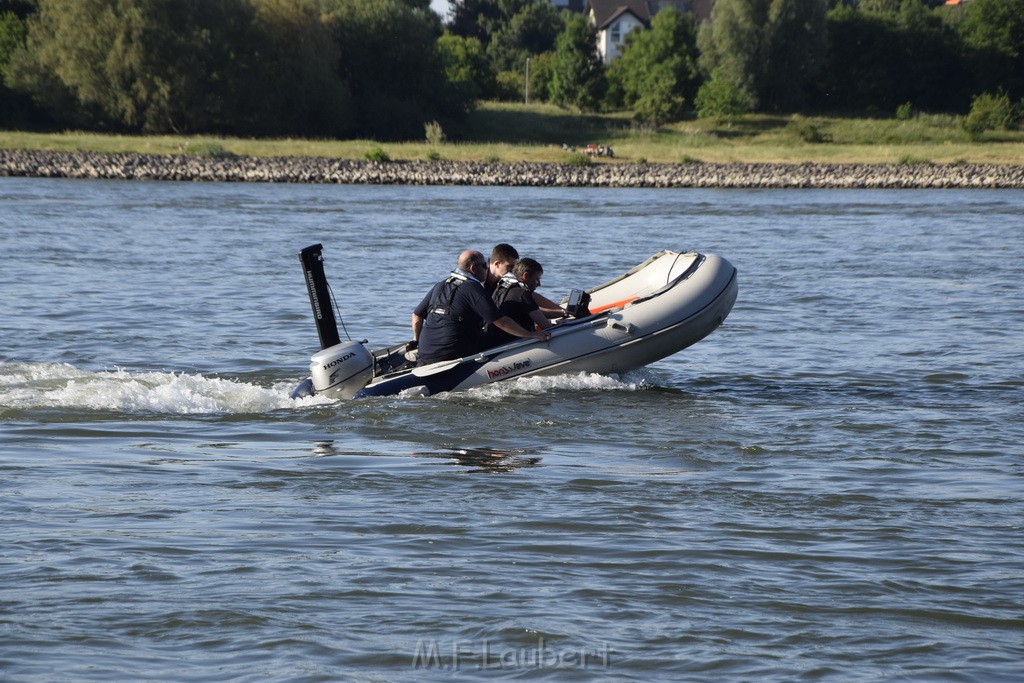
(2, 102, 1022, 165)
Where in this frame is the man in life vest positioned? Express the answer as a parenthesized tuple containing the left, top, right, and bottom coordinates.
(485, 243, 520, 295)
(412, 250, 551, 365)
(485, 243, 571, 320)
(489, 258, 556, 347)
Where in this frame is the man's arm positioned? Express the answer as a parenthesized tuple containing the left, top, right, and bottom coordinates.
(492, 315, 551, 342)
(533, 292, 566, 318)
(528, 308, 553, 330)
(411, 312, 424, 342)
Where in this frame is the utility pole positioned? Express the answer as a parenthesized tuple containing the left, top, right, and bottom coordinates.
(525, 57, 530, 105)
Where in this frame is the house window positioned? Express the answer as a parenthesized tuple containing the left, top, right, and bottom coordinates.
(611, 22, 620, 43)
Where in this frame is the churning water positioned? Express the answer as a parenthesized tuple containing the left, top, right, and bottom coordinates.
(1, 178, 1022, 680)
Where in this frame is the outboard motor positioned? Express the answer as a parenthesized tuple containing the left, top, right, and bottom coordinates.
(309, 341, 374, 399)
(294, 244, 373, 399)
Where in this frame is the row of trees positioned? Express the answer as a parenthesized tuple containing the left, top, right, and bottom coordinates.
(1, 0, 1022, 139)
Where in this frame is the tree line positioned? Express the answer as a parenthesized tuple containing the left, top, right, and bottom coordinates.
(1, 0, 1022, 140)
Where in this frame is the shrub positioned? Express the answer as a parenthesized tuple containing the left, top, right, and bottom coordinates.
(565, 152, 592, 167)
(365, 147, 391, 162)
(789, 119, 832, 144)
(694, 72, 755, 120)
(184, 141, 233, 158)
(896, 102, 914, 121)
(962, 92, 1013, 138)
(425, 149, 441, 161)
(424, 120, 445, 146)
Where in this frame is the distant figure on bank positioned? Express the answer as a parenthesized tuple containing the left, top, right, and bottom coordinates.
(412, 250, 550, 365)
(489, 258, 555, 346)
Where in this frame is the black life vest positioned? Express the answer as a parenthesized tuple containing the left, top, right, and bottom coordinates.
(492, 273, 528, 308)
(427, 271, 469, 321)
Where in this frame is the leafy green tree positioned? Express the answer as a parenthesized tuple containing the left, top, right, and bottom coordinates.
(251, 0, 354, 137)
(7, 0, 268, 133)
(697, 0, 764, 109)
(606, 8, 700, 124)
(448, 0, 506, 45)
(762, 0, 827, 110)
(695, 68, 756, 118)
(962, 91, 1016, 138)
(526, 50, 555, 103)
(437, 32, 496, 102)
(959, 0, 1024, 99)
(818, 1, 967, 113)
(550, 12, 604, 111)
(486, 0, 562, 71)
(698, 0, 826, 112)
(325, 0, 463, 140)
(0, 10, 33, 125)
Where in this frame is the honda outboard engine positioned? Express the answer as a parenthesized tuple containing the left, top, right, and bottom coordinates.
(309, 341, 374, 399)
(294, 244, 374, 400)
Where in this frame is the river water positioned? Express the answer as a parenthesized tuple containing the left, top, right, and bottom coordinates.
(1, 178, 1022, 681)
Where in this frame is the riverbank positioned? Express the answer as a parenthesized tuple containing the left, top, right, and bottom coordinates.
(2, 148, 1023, 188)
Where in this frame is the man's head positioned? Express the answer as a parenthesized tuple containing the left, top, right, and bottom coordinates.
(457, 250, 488, 281)
(488, 243, 519, 283)
(513, 258, 543, 291)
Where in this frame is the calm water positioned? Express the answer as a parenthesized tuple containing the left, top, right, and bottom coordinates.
(1, 178, 1022, 681)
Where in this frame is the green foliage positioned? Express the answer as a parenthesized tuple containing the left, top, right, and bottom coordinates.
(365, 146, 391, 162)
(695, 70, 756, 119)
(184, 140, 234, 158)
(437, 32, 496, 102)
(898, 153, 931, 164)
(762, 0, 827, 110)
(486, 0, 562, 71)
(564, 151, 592, 167)
(962, 92, 1015, 138)
(0, 11, 26, 79)
(819, 2, 969, 113)
(699, 0, 827, 112)
(7, 0, 274, 133)
(326, 0, 454, 140)
(697, 0, 761, 109)
(0, 10, 33, 126)
(251, 0, 354, 137)
(495, 69, 524, 102)
(526, 51, 555, 103)
(606, 8, 700, 125)
(788, 117, 833, 143)
(959, 0, 1024, 99)
(425, 120, 446, 146)
(896, 102, 914, 120)
(425, 149, 442, 161)
(550, 13, 604, 111)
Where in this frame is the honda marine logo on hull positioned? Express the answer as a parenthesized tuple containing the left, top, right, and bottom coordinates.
(487, 358, 531, 379)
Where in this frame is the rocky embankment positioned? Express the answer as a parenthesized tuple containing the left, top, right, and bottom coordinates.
(2, 148, 1023, 188)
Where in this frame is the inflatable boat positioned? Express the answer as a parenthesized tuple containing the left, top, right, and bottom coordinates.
(292, 244, 737, 399)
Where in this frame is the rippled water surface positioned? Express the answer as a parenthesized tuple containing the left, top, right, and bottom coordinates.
(1, 179, 1022, 681)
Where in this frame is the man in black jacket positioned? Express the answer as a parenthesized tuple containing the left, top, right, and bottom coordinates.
(489, 258, 555, 346)
(412, 250, 550, 365)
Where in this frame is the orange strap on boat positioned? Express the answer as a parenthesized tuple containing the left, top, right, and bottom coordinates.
(588, 296, 639, 315)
